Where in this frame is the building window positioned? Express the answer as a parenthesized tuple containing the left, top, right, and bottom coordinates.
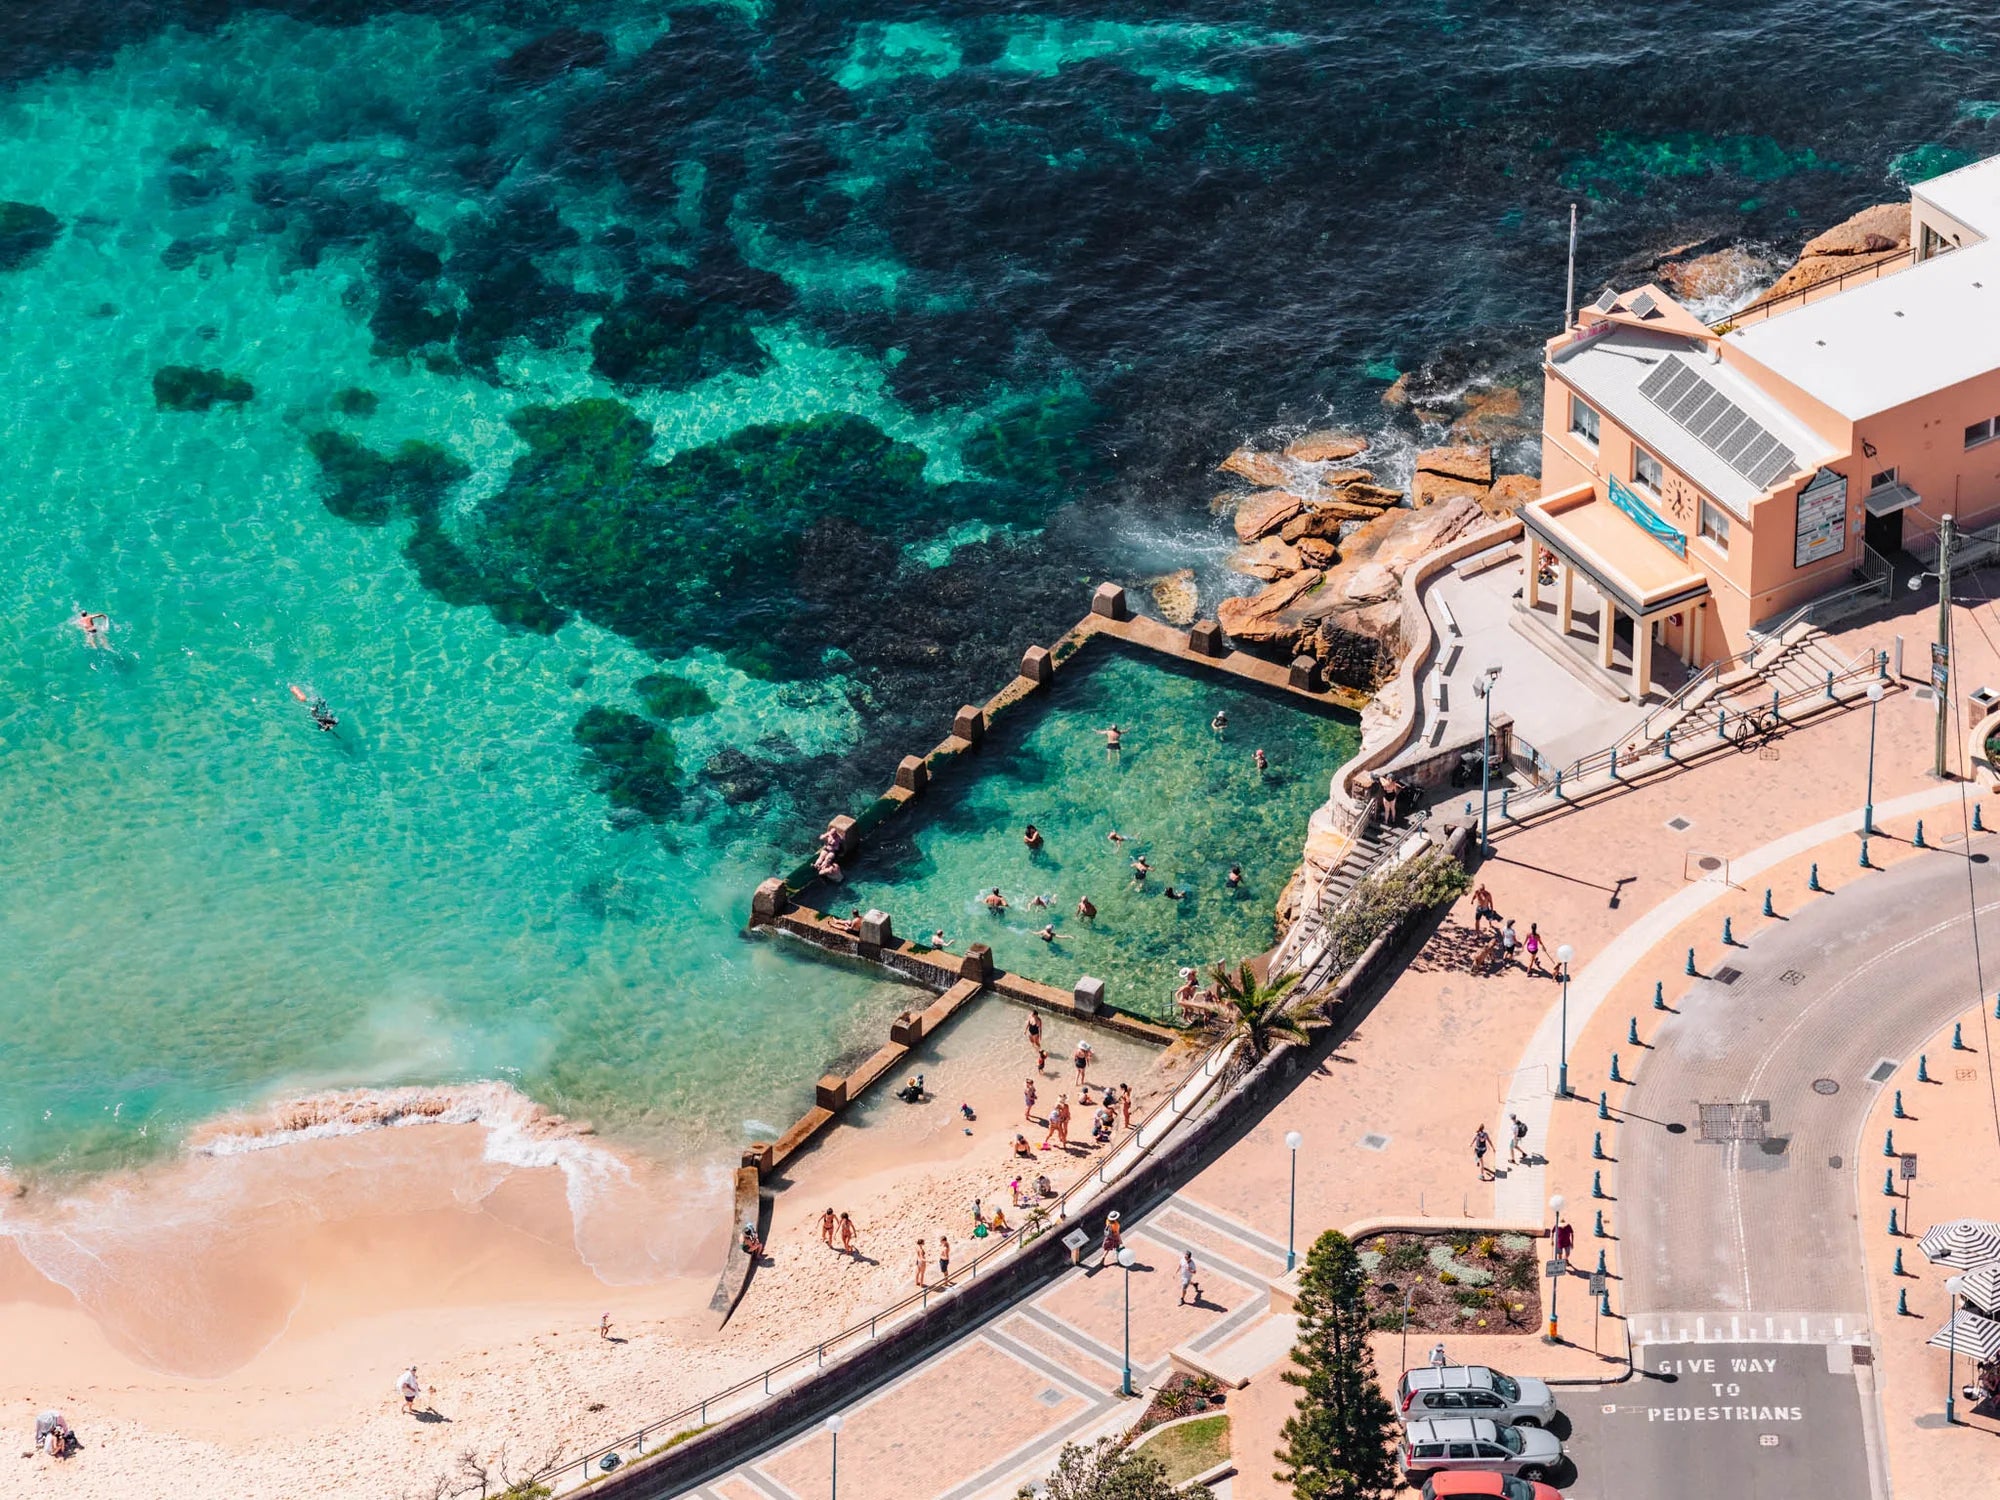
(1967, 418, 1998, 450)
(1633, 447, 1663, 494)
(1699, 499, 1730, 555)
(1569, 393, 1599, 447)
(1922, 224, 1954, 261)
(1869, 467, 1898, 491)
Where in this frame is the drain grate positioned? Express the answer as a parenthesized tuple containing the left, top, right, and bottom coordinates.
(1713, 966, 1743, 985)
(1360, 1133, 1390, 1151)
(1812, 1078, 1840, 1095)
(1665, 816, 1692, 832)
(1852, 1345, 1874, 1366)
(1038, 1387, 1065, 1407)
(1870, 1060, 1899, 1084)
(1698, 1101, 1770, 1142)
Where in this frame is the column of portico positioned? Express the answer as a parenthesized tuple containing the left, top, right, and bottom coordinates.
(1522, 536, 1540, 608)
(1634, 614, 1654, 697)
(1558, 564, 1575, 635)
(1599, 598, 1618, 670)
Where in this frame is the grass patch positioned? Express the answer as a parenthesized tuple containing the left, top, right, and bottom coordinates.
(1130, 1413, 1229, 1484)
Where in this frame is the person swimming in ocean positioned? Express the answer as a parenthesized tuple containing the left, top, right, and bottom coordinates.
(310, 697, 339, 732)
(72, 610, 109, 649)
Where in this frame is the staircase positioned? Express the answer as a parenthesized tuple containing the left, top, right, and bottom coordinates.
(1623, 620, 1847, 759)
(1277, 816, 1407, 991)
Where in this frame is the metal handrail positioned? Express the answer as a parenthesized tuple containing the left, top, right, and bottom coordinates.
(1713, 247, 1914, 331)
(536, 1021, 1249, 1492)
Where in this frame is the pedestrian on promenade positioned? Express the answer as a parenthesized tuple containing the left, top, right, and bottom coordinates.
(1508, 1113, 1528, 1164)
(821, 1208, 836, 1247)
(1498, 919, 1519, 970)
(1118, 1084, 1132, 1130)
(939, 1234, 950, 1282)
(839, 1213, 856, 1254)
(914, 1239, 927, 1288)
(398, 1365, 422, 1414)
(1024, 1078, 1039, 1123)
(1472, 882, 1499, 932)
(1100, 1210, 1123, 1268)
(1429, 1342, 1448, 1369)
(1179, 1249, 1200, 1305)
(1554, 1218, 1575, 1262)
(1524, 923, 1544, 975)
(599, 1312, 612, 1340)
(1473, 1124, 1493, 1180)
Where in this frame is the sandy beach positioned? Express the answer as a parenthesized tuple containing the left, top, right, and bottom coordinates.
(0, 993, 1187, 1498)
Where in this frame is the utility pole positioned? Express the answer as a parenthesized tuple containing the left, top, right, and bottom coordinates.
(1936, 513, 1955, 779)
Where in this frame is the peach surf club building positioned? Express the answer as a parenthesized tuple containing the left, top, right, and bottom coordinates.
(1523, 151, 2000, 695)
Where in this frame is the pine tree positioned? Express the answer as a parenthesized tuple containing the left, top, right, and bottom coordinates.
(1275, 1230, 1398, 1500)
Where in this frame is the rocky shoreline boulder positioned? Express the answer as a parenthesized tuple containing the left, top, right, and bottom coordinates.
(1759, 202, 1907, 304)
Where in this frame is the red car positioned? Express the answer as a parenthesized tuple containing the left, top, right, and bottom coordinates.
(1419, 1473, 1561, 1500)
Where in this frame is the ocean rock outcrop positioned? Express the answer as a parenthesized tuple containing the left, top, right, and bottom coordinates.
(153, 364, 253, 411)
(573, 705, 681, 820)
(1485, 474, 1541, 515)
(1232, 488, 1305, 542)
(1217, 446, 1292, 488)
(1230, 537, 1303, 581)
(1148, 568, 1199, 625)
(1761, 202, 1907, 303)
(1283, 431, 1368, 463)
(0, 201, 60, 270)
(1215, 568, 1323, 645)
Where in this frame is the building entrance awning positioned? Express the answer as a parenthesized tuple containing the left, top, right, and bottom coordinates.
(1864, 482, 1923, 517)
(1520, 484, 1712, 620)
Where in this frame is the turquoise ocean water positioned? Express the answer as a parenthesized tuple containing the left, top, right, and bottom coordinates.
(1, 0, 1992, 1189)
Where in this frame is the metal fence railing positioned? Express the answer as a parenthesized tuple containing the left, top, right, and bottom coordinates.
(1712, 247, 1914, 331)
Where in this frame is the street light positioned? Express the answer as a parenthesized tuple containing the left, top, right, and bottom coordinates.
(1117, 1245, 1137, 1396)
(825, 1413, 844, 1500)
(1556, 945, 1575, 1098)
(1905, 512, 1956, 779)
(1863, 681, 1885, 836)
(1285, 1129, 1304, 1271)
(1544, 1193, 1566, 1345)
(1472, 664, 1502, 856)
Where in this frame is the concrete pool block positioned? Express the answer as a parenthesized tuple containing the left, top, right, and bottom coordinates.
(1021, 644, 1054, 685)
(859, 909, 894, 947)
(815, 1074, 849, 1111)
(953, 704, 985, 745)
(894, 755, 929, 792)
(1188, 619, 1226, 657)
(751, 877, 788, 920)
(1091, 582, 1131, 621)
(1074, 976, 1107, 1014)
(827, 814, 859, 856)
(1289, 654, 1322, 691)
(961, 942, 994, 982)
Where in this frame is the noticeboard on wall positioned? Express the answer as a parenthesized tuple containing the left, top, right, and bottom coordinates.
(1794, 468, 1846, 568)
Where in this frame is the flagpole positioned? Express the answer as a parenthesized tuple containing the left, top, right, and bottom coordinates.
(1565, 204, 1577, 332)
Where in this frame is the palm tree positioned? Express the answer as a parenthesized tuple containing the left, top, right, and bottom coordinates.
(1205, 960, 1315, 1061)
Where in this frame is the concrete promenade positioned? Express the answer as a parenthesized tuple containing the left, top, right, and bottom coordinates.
(695, 591, 2000, 1499)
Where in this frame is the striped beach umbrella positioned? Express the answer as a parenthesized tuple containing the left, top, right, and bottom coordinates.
(1928, 1307, 2000, 1361)
(1918, 1219, 2000, 1269)
(1947, 1262, 2000, 1315)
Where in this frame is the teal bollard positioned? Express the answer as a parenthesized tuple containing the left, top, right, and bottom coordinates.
(1592, 1131, 1605, 1160)
(1915, 820, 1927, 849)
(1993, 990, 1999, 1021)
(1919, 1054, 1931, 1083)
(1762, 888, 1774, 917)
(1653, 980, 1667, 1011)
(1884, 1168, 1898, 1196)
(1898, 1288, 1910, 1316)
(1954, 1023, 1966, 1050)
(1718, 706, 1727, 737)
(1895, 1247, 1906, 1276)
(1609, 1053, 1624, 1083)
(1860, 838, 1873, 869)
(1662, 727, 1673, 760)
(1595, 1249, 1608, 1275)
(1884, 1129, 1896, 1157)
(1977, 804, 1987, 833)
(1593, 1210, 1607, 1238)
(1628, 1016, 1640, 1046)
(1554, 768, 1564, 800)
(1592, 1170, 1606, 1199)
(1686, 947, 1698, 976)
(1890, 1206, 1901, 1236)
(1500, 788, 1510, 819)
(1722, 916, 1734, 945)
(1597, 1091, 1611, 1120)
(1809, 862, 1822, 891)
(1609, 747, 1619, 781)
(1600, 1291, 1613, 1316)
(1894, 1089, 1906, 1119)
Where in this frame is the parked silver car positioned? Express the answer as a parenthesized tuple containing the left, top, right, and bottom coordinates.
(1400, 1416, 1564, 1484)
(1396, 1365, 1558, 1427)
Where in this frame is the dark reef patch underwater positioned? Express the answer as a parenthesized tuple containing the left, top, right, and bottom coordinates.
(7, 0, 2000, 1169)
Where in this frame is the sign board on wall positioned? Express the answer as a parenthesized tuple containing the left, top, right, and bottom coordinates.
(1794, 468, 1847, 568)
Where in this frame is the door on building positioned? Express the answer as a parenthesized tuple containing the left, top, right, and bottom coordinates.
(1863, 506, 1903, 557)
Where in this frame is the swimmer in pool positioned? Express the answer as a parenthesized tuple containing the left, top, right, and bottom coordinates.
(1211, 710, 1228, 734)
(1076, 895, 1096, 921)
(1023, 824, 1044, 850)
(1254, 748, 1268, 772)
(1227, 864, 1243, 888)
(1037, 923, 1058, 943)
(1100, 724, 1121, 751)
(73, 610, 109, 648)
(310, 697, 339, 732)
(985, 888, 1008, 911)
(1131, 855, 1150, 880)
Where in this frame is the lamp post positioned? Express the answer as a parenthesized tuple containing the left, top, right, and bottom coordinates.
(1556, 944, 1575, 1098)
(1118, 1244, 1137, 1396)
(825, 1413, 844, 1500)
(1905, 513, 1957, 779)
(1544, 1193, 1565, 1344)
(1285, 1129, 1304, 1272)
(1473, 665, 1502, 856)
(1863, 681, 1884, 835)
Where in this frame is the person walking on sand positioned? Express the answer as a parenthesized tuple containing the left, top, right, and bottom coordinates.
(1073, 1040, 1093, 1089)
(1024, 1077, 1039, 1123)
(839, 1212, 856, 1254)
(1118, 1083, 1132, 1130)
(1026, 1010, 1042, 1056)
(398, 1365, 422, 1414)
(1508, 1112, 1528, 1164)
(821, 1208, 837, 1247)
(1179, 1249, 1199, 1305)
(1473, 1124, 1493, 1181)
(914, 1239, 926, 1288)
(938, 1233, 951, 1282)
(599, 1312, 612, 1340)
